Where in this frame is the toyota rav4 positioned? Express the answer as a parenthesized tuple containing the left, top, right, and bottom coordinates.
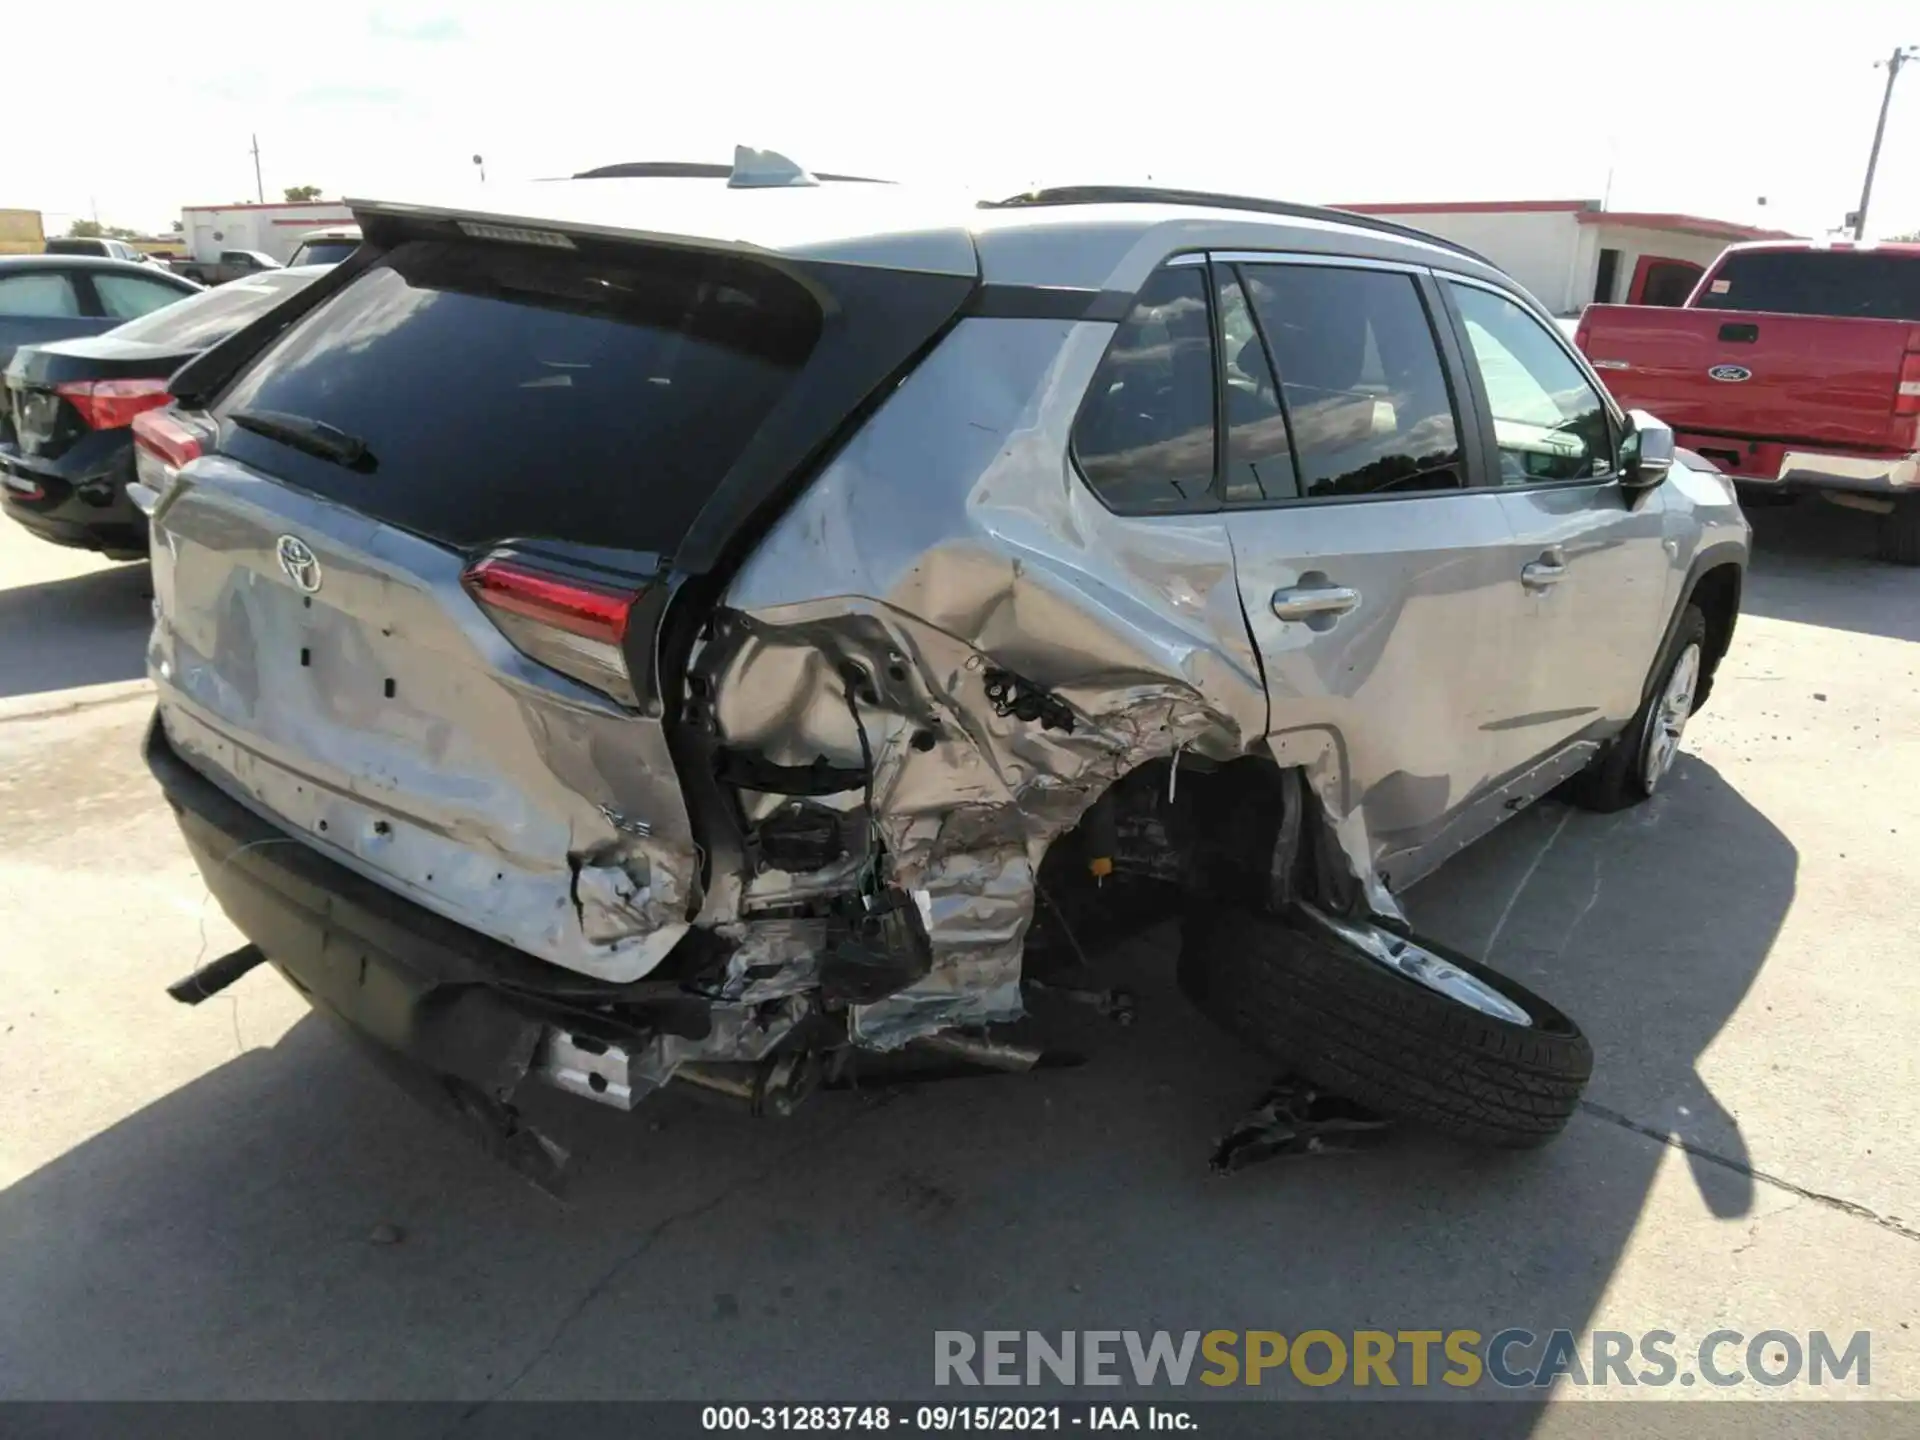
(138, 155, 1748, 1184)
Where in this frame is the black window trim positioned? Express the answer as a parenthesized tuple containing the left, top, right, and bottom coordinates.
(1215, 260, 1303, 507)
(1065, 249, 1226, 519)
(1197, 251, 1488, 511)
(1435, 270, 1630, 496)
(67, 270, 109, 319)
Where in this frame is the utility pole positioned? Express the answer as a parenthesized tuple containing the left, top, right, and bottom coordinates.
(1854, 45, 1919, 239)
(251, 133, 265, 204)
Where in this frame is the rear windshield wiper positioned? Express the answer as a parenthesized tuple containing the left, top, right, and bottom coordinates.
(227, 407, 376, 472)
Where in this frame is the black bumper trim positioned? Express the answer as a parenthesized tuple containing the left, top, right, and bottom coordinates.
(144, 713, 708, 1097)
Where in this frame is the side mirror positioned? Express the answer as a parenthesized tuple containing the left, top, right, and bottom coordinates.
(1619, 410, 1675, 491)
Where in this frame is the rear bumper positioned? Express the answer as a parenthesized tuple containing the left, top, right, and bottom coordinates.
(1, 444, 148, 554)
(144, 712, 715, 1180)
(1678, 432, 1920, 497)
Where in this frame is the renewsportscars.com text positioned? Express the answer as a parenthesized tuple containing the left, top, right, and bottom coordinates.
(934, 1329, 1871, 1390)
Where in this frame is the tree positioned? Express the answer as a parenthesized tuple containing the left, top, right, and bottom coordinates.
(66, 219, 141, 239)
(169, 219, 184, 233)
(283, 185, 323, 202)
(1888, 230, 1920, 242)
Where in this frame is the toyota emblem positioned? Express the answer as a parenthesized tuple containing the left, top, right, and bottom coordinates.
(276, 534, 323, 594)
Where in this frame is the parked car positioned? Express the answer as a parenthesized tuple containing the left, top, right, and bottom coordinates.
(1576, 239, 1920, 562)
(44, 236, 148, 263)
(287, 225, 361, 267)
(3, 267, 321, 557)
(0, 254, 200, 371)
(169, 248, 282, 286)
(139, 166, 1747, 1186)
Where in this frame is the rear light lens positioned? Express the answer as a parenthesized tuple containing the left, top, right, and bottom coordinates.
(461, 555, 642, 706)
(56, 377, 172, 430)
(130, 408, 208, 513)
(1897, 345, 1920, 418)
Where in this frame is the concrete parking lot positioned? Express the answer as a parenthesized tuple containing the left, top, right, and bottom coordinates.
(1, 502, 1916, 1416)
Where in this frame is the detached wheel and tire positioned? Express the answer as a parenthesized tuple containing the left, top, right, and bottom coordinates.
(1180, 906, 1592, 1148)
(1563, 603, 1706, 813)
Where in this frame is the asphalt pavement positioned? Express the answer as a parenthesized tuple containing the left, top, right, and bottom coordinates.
(1, 501, 1915, 1419)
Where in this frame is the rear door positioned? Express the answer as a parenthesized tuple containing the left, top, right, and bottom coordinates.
(1442, 276, 1673, 756)
(1211, 254, 1532, 878)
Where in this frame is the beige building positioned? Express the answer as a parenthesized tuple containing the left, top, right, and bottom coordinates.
(1338, 200, 1797, 316)
(0, 209, 46, 255)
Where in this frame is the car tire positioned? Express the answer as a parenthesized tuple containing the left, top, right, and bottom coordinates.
(1875, 498, 1920, 567)
(1563, 604, 1707, 814)
(1179, 906, 1593, 1148)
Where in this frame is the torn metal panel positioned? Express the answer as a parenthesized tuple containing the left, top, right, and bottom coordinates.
(710, 318, 1273, 1047)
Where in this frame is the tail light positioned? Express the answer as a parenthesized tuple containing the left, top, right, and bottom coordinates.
(1897, 339, 1920, 419)
(461, 554, 644, 706)
(56, 377, 173, 430)
(130, 408, 208, 514)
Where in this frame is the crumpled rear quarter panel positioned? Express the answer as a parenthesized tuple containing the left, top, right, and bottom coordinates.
(712, 316, 1269, 1046)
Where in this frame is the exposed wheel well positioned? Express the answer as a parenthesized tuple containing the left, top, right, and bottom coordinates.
(1028, 753, 1321, 969)
(1688, 563, 1742, 710)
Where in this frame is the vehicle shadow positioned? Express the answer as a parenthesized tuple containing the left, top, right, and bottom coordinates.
(1739, 501, 1920, 643)
(0, 761, 1792, 1420)
(0, 562, 151, 701)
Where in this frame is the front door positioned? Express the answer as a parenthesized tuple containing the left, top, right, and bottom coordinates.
(1214, 256, 1531, 875)
(1438, 277, 1674, 762)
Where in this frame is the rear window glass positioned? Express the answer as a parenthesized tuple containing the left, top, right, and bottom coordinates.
(1694, 251, 1920, 321)
(212, 239, 822, 553)
(289, 240, 358, 266)
(108, 270, 313, 349)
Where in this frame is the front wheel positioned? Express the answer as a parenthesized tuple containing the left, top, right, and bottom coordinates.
(1564, 605, 1706, 813)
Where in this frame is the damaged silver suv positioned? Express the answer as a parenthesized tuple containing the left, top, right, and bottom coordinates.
(139, 156, 1748, 1185)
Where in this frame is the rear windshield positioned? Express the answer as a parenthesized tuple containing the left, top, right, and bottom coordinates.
(289, 240, 358, 266)
(212, 238, 821, 554)
(108, 270, 314, 349)
(1694, 250, 1920, 321)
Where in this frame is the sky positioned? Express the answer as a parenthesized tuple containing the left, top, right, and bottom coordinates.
(10, 0, 1919, 241)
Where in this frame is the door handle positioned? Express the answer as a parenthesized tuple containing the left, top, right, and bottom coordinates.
(1521, 548, 1567, 590)
(1271, 585, 1360, 621)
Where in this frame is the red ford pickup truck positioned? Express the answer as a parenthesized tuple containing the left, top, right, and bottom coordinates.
(1576, 240, 1920, 563)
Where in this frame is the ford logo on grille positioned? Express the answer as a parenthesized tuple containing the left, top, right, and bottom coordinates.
(275, 535, 323, 594)
(1708, 364, 1752, 383)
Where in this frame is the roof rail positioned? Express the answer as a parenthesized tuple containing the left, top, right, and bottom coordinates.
(573, 160, 891, 184)
(981, 185, 1495, 268)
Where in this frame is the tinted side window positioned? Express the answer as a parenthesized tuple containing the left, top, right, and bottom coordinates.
(0, 272, 81, 317)
(1216, 267, 1297, 503)
(1072, 265, 1216, 514)
(1447, 282, 1612, 484)
(94, 272, 192, 321)
(1240, 265, 1462, 500)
